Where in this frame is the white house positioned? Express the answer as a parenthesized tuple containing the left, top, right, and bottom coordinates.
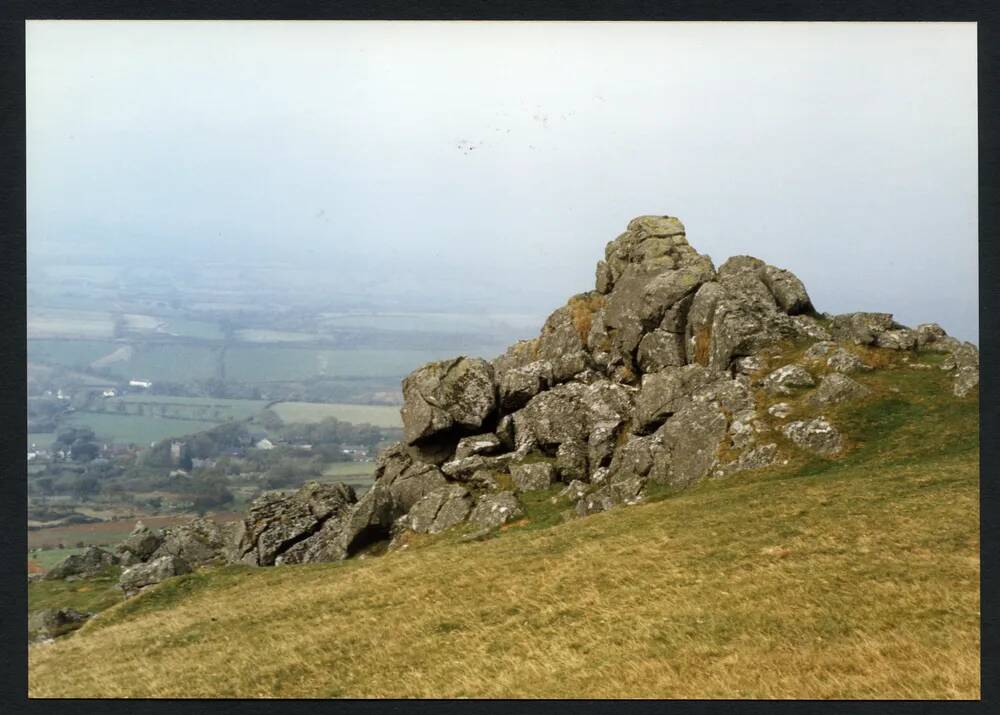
(129, 379, 153, 389)
(255, 438, 276, 450)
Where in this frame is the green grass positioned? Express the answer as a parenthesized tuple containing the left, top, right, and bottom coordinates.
(27, 345, 979, 698)
(28, 567, 123, 617)
(269, 401, 401, 428)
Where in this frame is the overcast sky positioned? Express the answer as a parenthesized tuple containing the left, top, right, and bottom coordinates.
(26, 21, 978, 341)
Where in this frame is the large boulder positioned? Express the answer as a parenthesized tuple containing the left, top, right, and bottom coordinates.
(152, 517, 231, 567)
(233, 482, 357, 566)
(635, 365, 722, 432)
(118, 554, 192, 598)
(45, 546, 119, 581)
(512, 380, 635, 474)
(401, 357, 497, 444)
(647, 401, 729, 486)
(830, 312, 894, 345)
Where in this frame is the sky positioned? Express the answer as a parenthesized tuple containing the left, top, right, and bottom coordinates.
(26, 21, 978, 341)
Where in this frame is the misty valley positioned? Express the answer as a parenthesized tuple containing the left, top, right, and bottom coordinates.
(26, 257, 541, 572)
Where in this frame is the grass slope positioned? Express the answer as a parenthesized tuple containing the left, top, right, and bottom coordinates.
(28, 350, 979, 699)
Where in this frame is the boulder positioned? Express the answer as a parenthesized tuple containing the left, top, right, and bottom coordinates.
(782, 418, 844, 457)
(454, 433, 503, 460)
(497, 361, 551, 411)
(45, 546, 118, 581)
(118, 555, 192, 598)
(557, 479, 589, 502)
(152, 517, 230, 567)
(648, 401, 729, 486)
(830, 312, 894, 345)
(555, 440, 589, 482)
(826, 348, 870, 374)
(374, 443, 449, 512)
(636, 330, 686, 373)
(469, 491, 524, 529)
(233, 481, 357, 566)
(510, 462, 556, 492)
(761, 365, 815, 396)
(114, 521, 163, 566)
(941, 342, 980, 397)
(407, 485, 474, 534)
(761, 265, 814, 315)
(803, 341, 839, 359)
(635, 365, 722, 432)
(29, 608, 92, 641)
(875, 328, 917, 351)
(401, 357, 497, 444)
(805, 374, 871, 407)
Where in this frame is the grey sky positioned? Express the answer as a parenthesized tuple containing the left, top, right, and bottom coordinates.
(27, 21, 978, 341)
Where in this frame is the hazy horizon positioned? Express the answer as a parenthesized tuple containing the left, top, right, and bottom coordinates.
(27, 21, 978, 341)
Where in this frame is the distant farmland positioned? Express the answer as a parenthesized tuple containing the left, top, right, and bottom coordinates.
(270, 401, 401, 428)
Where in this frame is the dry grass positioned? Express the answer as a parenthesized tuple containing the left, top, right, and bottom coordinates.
(29, 464, 978, 698)
(567, 294, 606, 344)
(694, 325, 712, 366)
(28, 347, 979, 699)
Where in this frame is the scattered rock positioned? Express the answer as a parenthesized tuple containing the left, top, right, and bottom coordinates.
(29, 608, 92, 640)
(45, 546, 118, 581)
(782, 418, 844, 456)
(761, 365, 815, 396)
(118, 555, 192, 598)
(826, 348, 870, 374)
(768, 402, 793, 419)
(469, 492, 524, 529)
(805, 374, 871, 407)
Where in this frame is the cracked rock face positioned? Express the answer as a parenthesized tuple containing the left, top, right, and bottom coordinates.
(469, 491, 524, 529)
(234, 482, 357, 566)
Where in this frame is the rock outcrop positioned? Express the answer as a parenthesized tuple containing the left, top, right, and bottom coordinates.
(79, 214, 978, 583)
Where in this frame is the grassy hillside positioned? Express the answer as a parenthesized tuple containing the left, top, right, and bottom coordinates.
(28, 351, 979, 698)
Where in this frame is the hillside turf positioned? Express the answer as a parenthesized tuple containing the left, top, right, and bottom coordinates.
(28, 349, 979, 698)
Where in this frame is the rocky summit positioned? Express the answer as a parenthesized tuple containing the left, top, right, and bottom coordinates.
(47, 215, 981, 592)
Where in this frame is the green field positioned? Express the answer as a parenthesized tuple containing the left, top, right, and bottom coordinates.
(28, 340, 122, 369)
(61, 412, 221, 447)
(159, 317, 224, 340)
(321, 461, 377, 478)
(108, 395, 267, 422)
(30, 547, 87, 571)
(270, 402, 401, 428)
(27, 309, 115, 339)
